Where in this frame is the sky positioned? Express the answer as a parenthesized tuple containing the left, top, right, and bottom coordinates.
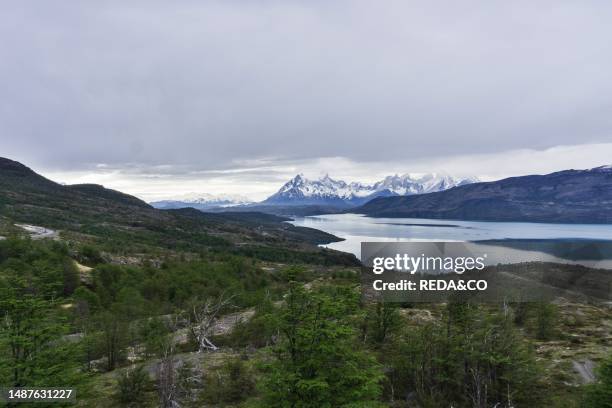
(1, 1, 612, 201)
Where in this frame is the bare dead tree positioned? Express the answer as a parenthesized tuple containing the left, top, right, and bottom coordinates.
(157, 347, 177, 408)
(157, 296, 232, 407)
(175, 360, 203, 406)
(186, 295, 234, 353)
(157, 314, 182, 408)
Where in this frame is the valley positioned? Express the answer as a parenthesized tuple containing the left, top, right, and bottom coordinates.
(1, 157, 611, 407)
(5, 3, 612, 406)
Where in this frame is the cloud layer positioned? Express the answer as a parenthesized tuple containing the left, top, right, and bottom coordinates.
(43, 143, 612, 201)
(1, 1, 612, 199)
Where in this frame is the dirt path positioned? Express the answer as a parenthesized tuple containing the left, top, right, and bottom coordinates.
(15, 223, 59, 240)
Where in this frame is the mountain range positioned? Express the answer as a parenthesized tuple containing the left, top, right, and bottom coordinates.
(150, 193, 253, 210)
(263, 173, 478, 207)
(149, 173, 478, 210)
(262, 173, 479, 207)
(3, 156, 611, 225)
(355, 166, 612, 223)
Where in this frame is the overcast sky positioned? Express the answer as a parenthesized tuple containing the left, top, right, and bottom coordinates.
(2, 1, 612, 200)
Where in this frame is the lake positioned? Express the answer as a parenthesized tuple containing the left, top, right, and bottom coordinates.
(288, 213, 612, 258)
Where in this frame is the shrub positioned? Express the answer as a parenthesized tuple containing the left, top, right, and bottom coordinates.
(583, 354, 612, 408)
(116, 365, 150, 404)
(199, 358, 255, 404)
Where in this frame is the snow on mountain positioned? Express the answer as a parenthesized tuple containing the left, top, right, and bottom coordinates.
(150, 193, 253, 210)
(263, 173, 478, 206)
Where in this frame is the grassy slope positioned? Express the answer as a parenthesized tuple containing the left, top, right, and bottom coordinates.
(0, 157, 358, 265)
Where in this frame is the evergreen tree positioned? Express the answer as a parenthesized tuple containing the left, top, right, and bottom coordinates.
(0, 275, 75, 387)
(261, 283, 384, 407)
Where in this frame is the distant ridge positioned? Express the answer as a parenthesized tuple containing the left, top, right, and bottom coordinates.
(355, 166, 612, 223)
(150, 193, 253, 210)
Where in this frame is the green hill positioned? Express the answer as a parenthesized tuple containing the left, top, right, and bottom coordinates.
(0, 157, 355, 265)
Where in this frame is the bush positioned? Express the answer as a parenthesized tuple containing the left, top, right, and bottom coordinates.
(535, 302, 558, 341)
(278, 265, 311, 282)
(331, 269, 358, 281)
(116, 365, 150, 404)
(583, 354, 612, 408)
(222, 297, 279, 348)
(199, 358, 255, 404)
(79, 244, 105, 265)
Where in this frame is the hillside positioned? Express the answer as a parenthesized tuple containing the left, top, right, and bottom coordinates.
(0, 157, 355, 265)
(2, 156, 610, 407)
(355, 166, 612, 223)
(0, 158, 162, 225)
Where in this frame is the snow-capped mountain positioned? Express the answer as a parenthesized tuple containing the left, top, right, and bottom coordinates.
(150, 193, 253, 210)
(263, 173, 478, 207)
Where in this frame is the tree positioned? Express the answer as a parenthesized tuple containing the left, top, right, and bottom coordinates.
(583, 354, 612, 408)
(116, 364, 150, 405)
(72, 286, 102, 371)
(534, 302, 558, 341)
(154, 315, 184, 408)
(0, 240, 81, 388)
(261, 283, 383, 407)
(364, 300, 400, 345)
(140, 316, 172, 358)
(174, 360, 201, 407)
(387, 304, 541, 407)
(96, 310, 128, 371)
(79, 244, 104, 266)
(226, 293, 279, 348)
(156, 348, 177, 408)
(0, 293, 64, 386)
(185, 294, 233, 352)
(199, 357, 254, 404)
(0, 273, 74, 387)
(73, 286, 101, 315)
(62, 259, 79, 296)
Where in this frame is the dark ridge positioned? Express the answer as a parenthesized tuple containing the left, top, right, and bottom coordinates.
(355, 166, 612, 224)
(0, 157, 353, 265)
(0, 157, 37, 175)
(67, 183, 151, 208)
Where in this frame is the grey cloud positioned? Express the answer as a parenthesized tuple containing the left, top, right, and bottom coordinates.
(1, 0, 612, 173)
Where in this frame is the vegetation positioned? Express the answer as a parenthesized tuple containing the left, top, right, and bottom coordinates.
(116, 365, 150, 405)
(1, 158, 610, 407)
(583, 354, 612, 408)
(0, 236, 610, 406)
(259, 283, 384, 407)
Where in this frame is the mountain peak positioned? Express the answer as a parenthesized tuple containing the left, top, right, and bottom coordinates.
(289, 173, 306, 185)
